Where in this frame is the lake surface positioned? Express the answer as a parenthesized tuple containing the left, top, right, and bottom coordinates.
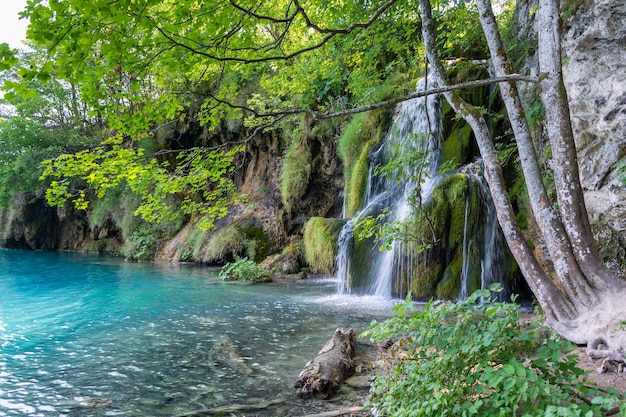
(0, 249, 395, 416)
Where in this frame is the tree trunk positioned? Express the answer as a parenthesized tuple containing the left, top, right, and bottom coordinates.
(475, 0, 598, 311)
(418, 0, 626, 349)
(536, 0, 620, 291)
(418, 0, 574, 324)
(294, 328, 357, 398)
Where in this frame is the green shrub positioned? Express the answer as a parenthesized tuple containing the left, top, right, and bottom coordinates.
(123, 226, 160, 261)
(219, 257, 270, 283)
(364, 285, 626, 417)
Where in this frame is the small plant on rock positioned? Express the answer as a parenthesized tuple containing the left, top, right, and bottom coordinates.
(363, 284, 626, 417)
(219, 257, 270, 283)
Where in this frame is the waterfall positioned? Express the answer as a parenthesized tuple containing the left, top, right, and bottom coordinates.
(335, 77, 513, 300)
(459, 166, 509, 300)
(335, 77, 443, 296)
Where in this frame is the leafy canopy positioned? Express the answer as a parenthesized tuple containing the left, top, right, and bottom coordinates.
(7, 0, 423, 225)
(4, 0, 492, 226)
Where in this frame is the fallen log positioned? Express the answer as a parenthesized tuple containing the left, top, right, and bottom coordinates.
(294, 327, 357, 398)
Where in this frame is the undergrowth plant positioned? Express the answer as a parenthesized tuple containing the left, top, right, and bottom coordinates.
(219, 257, 270, 283)
(363, 285, 626, 417)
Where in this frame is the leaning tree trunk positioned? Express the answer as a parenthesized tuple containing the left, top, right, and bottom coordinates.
(418, 0, 626, 349)
(475, 0, 598, 311)
(418, 0, 574, 324)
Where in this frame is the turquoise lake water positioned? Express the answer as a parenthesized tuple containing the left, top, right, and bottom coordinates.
(0, 249, 394, 416)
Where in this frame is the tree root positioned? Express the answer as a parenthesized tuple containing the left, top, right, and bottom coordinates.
(586, 337, 626, 374)
(174, 398, 285, 416)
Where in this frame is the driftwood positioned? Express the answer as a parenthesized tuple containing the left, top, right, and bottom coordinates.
(294, 327, 357, 398)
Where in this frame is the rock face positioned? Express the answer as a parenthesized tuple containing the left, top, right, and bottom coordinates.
(562, 0, 626, 269)
(0, 192, 122, 252)
(513, 0, 626, 271)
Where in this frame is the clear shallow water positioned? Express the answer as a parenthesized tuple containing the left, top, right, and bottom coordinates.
(0, 249, 395, 416)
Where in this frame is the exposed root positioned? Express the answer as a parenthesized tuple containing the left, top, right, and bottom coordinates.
(586, 337, 626, 374)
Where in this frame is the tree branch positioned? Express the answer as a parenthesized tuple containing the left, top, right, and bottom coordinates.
(294, 0, 399, 34)
(229, 0, 298, 24)
(149, 0, 400, 63)
(313, 74, 538, 119)
(187, 73, 537, 122)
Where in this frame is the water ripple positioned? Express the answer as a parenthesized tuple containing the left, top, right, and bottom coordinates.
(0, 250, 393, 416)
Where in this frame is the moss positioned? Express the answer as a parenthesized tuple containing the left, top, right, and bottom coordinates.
(86, 238, 122, 255)
(344, 140, 374, 217)
(282, 240, 300, 255)
(436, 252, 462, 298)
(401, 173, 489, 299)
(303, 217, 344, 275)
(446, 60, 490, 107)
(202, 225, 248, 264)
(89, 183, 141, 240)
(280, 117, 313, 213)
(349, 233, 380, 291)
(339, 104, 392, 216)
(236, 223, 272, 262)
(412, 260, 444, 298)
(465, 243, 483, 294)
(442, 123, 474, 168)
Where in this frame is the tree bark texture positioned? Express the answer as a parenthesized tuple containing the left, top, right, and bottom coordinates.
(536, 0, 620, 291)
(294, 327, 357, 398)
(418, 0, 626, 350)
(418, 0, 574, 323)
(474, 0, 596, 311)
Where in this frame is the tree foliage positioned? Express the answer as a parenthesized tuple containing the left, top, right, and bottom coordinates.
(0, 50, 101, 206)
(4, 0, 429, 228)
(3, 0, 623, 353)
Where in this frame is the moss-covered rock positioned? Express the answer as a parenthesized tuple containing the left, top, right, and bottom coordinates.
(237, 223, 272, 262)
(339, 110, 390, 217)
(436, 251, 462, 298)
(303, 217, 345, 275)
(200, 225, 249, 263)
(281, 118, 313, 214)
(402, 173, 481, 299)
(344, 140, 375, 217)
(442, 122, 474, 169)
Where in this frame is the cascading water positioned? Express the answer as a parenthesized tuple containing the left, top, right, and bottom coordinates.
(458, 165, 509, 300)
(336, 77, 443, 297)
(335, 78, 513, 300)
